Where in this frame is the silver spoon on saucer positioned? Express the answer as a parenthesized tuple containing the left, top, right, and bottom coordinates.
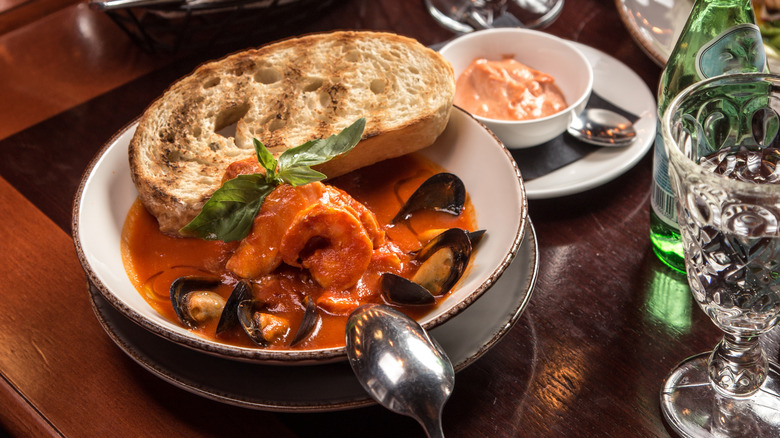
(567, 108, 637, 147)
(346, 304, 454, 438)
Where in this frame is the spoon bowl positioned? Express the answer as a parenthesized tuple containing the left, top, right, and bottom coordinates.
(567, 108, 637, 147)
(346, 304, 454, 438)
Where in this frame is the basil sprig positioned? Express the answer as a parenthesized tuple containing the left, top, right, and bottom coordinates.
(180, 118, 366, 242)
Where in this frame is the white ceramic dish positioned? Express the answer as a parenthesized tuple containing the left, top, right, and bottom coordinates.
(616, 0, 780, 71)
(523, 42, 656, 199)
(73, 106, 528, 364)
(439, 28, 593, 149)
(88, 221, 538, 412)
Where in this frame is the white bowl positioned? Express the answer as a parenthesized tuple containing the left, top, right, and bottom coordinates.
(73, 106, 528, 365)
(440, 28, 594, 149)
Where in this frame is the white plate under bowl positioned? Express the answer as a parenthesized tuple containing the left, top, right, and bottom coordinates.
(523, 42, 657, 199)
(88, 221, 538, 412)
(73, 106, 528, 364)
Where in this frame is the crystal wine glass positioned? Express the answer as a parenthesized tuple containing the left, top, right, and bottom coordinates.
(660, 73, 780, 437)
(424, 0, 564, 33)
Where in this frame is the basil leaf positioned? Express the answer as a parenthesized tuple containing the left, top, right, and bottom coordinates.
(253, 138, 278, 181)
(277, 118, 365, 170)
(180, 118, 366, 242)
(180, 174, 274, 242)
(279, 166, 327, 187)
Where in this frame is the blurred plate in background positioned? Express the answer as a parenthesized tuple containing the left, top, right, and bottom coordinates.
(616, 0, 780, 71)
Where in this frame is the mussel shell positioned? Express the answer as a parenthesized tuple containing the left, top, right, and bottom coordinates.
(236, 295, 319, 347)
(415, 227, 472, 263)
(289, 295, 319, 346)
(237, 300, 268, 347)
(413, 228, 472, 295)
(381, 273, 436, 305)
(170, 276, 222, 329)
(391, 173, 466, 224)
(381, 228, 480, 304)
(467, 229, 486, 247)
(216, 280, 252, 335)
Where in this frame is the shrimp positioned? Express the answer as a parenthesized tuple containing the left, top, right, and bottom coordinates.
(221, 156, 263, 183)
(321, 185, 385, 247)
(226, 183, 324, 278)
(226, 180, 383, 288)
(280, 203, 373, 290)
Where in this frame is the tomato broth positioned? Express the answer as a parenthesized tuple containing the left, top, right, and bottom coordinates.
(121, 154, 477, 350)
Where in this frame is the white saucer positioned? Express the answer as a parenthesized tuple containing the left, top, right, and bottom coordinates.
(88, 221, 539, 412)
(523, 42, 656, 199)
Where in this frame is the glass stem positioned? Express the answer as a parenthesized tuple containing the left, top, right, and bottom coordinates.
(708, 332, 768, 397)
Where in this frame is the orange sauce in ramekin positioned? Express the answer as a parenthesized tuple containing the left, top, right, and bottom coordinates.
(454, 57, 567, 121)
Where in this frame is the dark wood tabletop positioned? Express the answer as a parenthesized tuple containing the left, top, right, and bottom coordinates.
(2, 0, 764, 436)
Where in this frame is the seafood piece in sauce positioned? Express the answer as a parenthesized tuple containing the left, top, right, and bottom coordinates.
(280, 203, 373, 289)
(226, 183, 324, 278)
(226, 181, 389, 290)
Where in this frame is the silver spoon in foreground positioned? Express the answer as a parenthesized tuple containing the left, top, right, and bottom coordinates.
(567, 108, 637, 147)
(346, 304, 454, 438)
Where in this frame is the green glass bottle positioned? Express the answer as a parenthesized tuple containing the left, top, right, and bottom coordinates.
(650, 0, 767, 272)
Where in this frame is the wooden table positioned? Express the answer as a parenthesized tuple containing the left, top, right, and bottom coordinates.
(0, 0, 754, 436)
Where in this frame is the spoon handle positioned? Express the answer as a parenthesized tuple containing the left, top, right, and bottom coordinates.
(420, 415, 445, 438)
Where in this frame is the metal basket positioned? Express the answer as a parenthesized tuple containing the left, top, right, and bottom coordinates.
(90, 0, 340, 53)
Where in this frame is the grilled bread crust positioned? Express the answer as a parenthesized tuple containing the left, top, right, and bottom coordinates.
(128, 31, 455, 235)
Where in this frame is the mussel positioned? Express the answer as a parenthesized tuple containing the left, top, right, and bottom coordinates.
(382, 227, 482, 305)
(290, 296, 318, 346)
(391, 173, 466, 224)
(412, 228, 473, 295)
(215, 280, 252, 334)
(171, 275, 319, 347)
(236, 295, 319, 347)
(170, 276, 224, 329)
(381, 273, 436, 305)
(236, 300, 270, 346)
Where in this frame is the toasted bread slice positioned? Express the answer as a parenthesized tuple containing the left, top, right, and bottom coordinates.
(129, 31, 455, 236)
